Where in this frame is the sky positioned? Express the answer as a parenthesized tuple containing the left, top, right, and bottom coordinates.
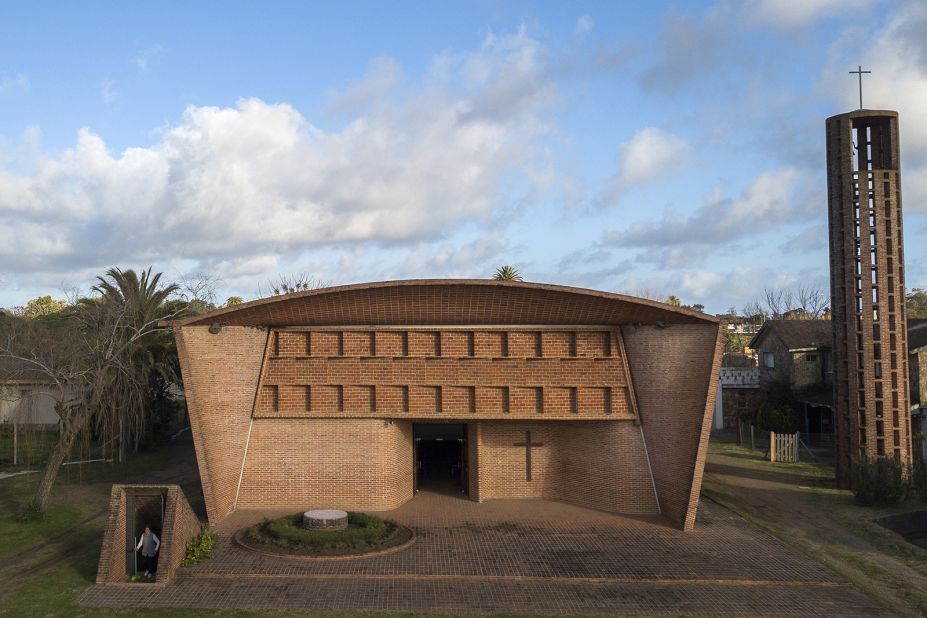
(0, 0, 925, 314)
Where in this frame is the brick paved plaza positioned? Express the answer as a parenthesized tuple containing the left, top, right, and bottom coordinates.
(80, 491, 888, 616)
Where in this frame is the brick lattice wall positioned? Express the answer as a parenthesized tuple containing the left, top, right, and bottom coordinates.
(256, 328, 636, 420)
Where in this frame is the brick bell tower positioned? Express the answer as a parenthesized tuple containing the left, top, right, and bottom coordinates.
(826, 109, 911, 488)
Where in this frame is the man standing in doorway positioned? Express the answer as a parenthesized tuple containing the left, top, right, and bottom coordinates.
(135, 524, 160, 579)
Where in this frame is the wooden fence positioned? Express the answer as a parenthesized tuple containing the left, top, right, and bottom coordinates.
(770, 431, 799, 463)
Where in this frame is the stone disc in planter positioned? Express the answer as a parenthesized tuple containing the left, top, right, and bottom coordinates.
(303, 509, 348, 531)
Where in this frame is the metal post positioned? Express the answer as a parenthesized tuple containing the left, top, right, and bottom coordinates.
(13, 422, 18, 466)
(795, 432, 800, 463)
(750, 425, 755, 452)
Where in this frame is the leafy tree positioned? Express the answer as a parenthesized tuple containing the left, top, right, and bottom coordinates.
(492, 265, 523, 281)
(224, 296, 244, 307)
(725, 332, 751, 354)
(0, 267, 182, 514)
(20, 296, 68, 319)
(740, 379, 800, 434)
(908, 288, 927, 319)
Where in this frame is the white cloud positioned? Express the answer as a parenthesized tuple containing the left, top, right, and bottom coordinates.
(607, 127, 690, 199)
(822, 1, 927, 210)
(679, 270, 725, 300)
(752, 0, 878, 28)
(0, 29, 557, 283)
(133, 45, 164, 72)
(100, 79, 118, 104)
(394, 234, 506, 279)
(575, 15, 594, 34)
(0, 73, 29, 96)
(327, 56, 403, 116)
(603, 168, 813, 266)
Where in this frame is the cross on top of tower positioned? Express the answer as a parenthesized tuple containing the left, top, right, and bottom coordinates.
(849, 65, 871, 110)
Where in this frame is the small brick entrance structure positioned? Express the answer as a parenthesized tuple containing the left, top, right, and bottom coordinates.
(168, 280, 724, 531)
(96, 484, 201, 584)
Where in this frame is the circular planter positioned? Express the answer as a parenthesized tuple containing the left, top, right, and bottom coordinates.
(236, 511, 414, 559)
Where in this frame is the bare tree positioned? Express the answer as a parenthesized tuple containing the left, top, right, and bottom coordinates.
(258, 272, 329, 298)
(178, 272, 222, 312)
(797, 284, 828, 318)
(751, 285, 829, 320)
(628, 289, 667, 302)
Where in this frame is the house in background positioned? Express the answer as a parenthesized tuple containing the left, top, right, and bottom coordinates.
(713, 366, 761, 430)
(910, 319, 927, 413)
(0, 358, 60, 426)
(749, 320, 834, 436)
(910, 319, 927, 462)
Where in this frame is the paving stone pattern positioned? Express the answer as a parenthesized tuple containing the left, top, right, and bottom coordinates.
(81, 493, 889, 616)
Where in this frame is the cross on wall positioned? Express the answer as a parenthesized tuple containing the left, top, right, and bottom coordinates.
(513, 430, 544, 482)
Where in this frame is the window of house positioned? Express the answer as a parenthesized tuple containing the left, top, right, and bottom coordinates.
(764, 353, 775, 368)
(805, 353, 817, 362)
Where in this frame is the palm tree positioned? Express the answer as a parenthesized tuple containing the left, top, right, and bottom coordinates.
(492, 265, 523, 281)
(92, 267, 179, 326)
(92, 268, 181, 460)
(666, 295, 681, 307)
(5, 267, 183, 513)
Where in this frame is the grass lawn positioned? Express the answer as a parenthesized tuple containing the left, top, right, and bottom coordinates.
(0, 433, 207, 615)
(0, 434, 493, 617)
(704, 434, 927, 615)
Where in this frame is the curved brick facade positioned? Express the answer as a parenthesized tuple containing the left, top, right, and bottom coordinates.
(173, 280, 722, 530)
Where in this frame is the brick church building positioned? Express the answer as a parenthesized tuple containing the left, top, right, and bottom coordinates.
(171, 280, 723, 531)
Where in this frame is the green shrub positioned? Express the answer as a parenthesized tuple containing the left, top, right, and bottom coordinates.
(14, 499, 44, 522)
(249, 512, 401, 550)
(181, 525, 218, 565)
(739, 379, 801, 434)
(852, 456, 910, 506)
(912, 431, 927, 503)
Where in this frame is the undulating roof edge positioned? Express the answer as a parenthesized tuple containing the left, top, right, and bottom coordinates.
(163, 279, 720, 327)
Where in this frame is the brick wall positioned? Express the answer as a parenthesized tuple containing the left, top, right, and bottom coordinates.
(96, 486, 127, 583)
(622, 323, 723, 530)
(96, 485, 202, 584)
(176, 326, 267, 523)
(155, 486, 202, 583)
(173, 282, 721, 530)
(237, 418, 413, 510)
(474, 420, 659, 515)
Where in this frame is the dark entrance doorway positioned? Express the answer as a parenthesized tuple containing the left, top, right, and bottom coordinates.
(414, 423, 467, 496)
(125, 491, 165, 578)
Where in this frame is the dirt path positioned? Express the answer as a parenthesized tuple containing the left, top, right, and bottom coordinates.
(704, 442, 927, 615)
